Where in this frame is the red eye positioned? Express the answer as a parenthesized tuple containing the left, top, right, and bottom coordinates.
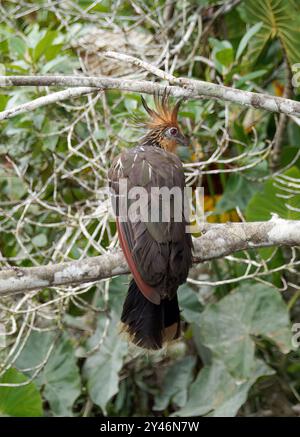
(169, 127, 178, 136)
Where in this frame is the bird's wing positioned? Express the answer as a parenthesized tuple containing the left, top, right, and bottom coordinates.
(109, 146, 192, 304)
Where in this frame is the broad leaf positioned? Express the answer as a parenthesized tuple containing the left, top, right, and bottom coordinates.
(174, 358, 273, 417)
(210, 39, 234, 74)
(240, 0, 300, 65)
(246, 167, 300, 221)
(0, 368, 43, 417)
(175, 281, 291, 416)
(8, 37, 26, 59)
(16, 332, 81, 416)
(33, 30, 58, 61)
(83, 277, 128, 414)
(178, 283, 203, 324)
(215, 48, 234, 68)
(198, 282, 292, 379)
(215, 173, 261, 214)
(153, 356, 196, 411)
(83, 314, 128, 415)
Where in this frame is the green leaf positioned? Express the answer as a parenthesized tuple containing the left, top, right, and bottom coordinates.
(178, 284, 203, 324)
(209, 37, 231, 51)
(0, 94, 9, 111)
(215, 48, 234, 67)
(240, 0, 300, 65)
(107, 276, 130, 315)
(32, 233, 48, 247)
(246, 167, 300, 221)
(153, 356, 196, 411)
(8, 37, 26, 59)
(0, 368, 42, 417)
(26, 24, 42, 49)
(83, 316, 127, 414)
(198, 282, 292, 379)
(41, 55, 71, 73)
(191, 324, 212, 365)
(33, 31, 58, 62)
(234, 69, 267, 87)
(16, 332, 81, 416)
(174, 358, 274, 417)
(236, 22, 263, 60)
(44, 44, 64, 62)
(215, 173, 260, 214)
(210, 39, 234, 74)
(0, 175, 27, 200)
(83, 278, 128, 415)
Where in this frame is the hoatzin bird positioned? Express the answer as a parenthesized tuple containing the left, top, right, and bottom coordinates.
(108, 91, 193, 350)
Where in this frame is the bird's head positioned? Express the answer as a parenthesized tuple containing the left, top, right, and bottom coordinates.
(140, 90, 189, 153)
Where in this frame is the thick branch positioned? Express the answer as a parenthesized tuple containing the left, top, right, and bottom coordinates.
(0, 75, 300, 120)
(0, 217, 299, 296)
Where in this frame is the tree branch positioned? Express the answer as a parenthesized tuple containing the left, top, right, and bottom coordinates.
(1, 217, 299, 296)
(0, 74, 300, 121)
(0, 87, 97, 121)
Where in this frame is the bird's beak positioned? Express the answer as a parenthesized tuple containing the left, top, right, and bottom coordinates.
(177, 133, 189, 147)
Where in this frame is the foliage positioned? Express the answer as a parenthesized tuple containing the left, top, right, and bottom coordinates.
(15, 332, 81, 416)
(0, 368, 42, 417)
(174, 282, 292, 416)
(0, 0, 299, 418)
(240, 0, 300, 66)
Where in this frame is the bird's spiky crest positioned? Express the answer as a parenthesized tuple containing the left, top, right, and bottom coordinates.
(140, 89, 181, 130)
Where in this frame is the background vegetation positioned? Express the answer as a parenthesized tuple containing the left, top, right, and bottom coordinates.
(0, 0, 299, 417)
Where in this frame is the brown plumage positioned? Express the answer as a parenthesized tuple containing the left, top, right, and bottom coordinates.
(108, 90, 192, 349)
(141, 91, 181, 129)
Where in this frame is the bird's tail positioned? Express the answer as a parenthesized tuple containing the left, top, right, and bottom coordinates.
(121, 279, 180, 350)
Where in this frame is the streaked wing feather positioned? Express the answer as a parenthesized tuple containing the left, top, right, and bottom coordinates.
(109, 145, 192, 300)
